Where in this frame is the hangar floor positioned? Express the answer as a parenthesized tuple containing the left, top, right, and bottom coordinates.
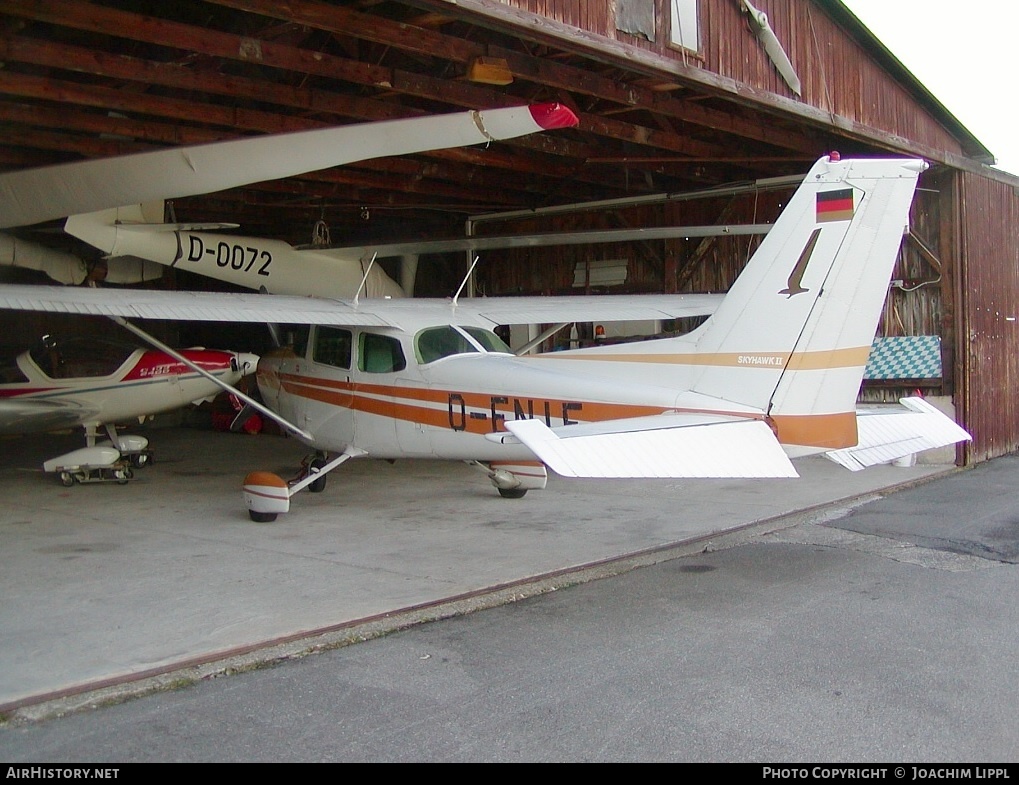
(0, 422, 952, 720)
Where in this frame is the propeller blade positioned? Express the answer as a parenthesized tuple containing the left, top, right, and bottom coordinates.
(741, 0, 802, 96)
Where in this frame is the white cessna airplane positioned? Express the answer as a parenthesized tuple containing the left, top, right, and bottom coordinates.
(0, 155, 972, 520)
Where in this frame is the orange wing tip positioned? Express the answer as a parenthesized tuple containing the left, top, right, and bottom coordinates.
(529, 102, 579, 130)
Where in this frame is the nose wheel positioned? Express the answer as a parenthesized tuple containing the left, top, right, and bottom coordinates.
(243, 447, 366, 522)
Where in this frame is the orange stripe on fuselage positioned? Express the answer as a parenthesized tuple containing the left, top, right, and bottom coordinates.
(784, 347, 871, 371)
(278, 372, 665, 435)
(771, 411, 858, 449)
(277, 373, 859, 447)
(534, 346, 871, 370)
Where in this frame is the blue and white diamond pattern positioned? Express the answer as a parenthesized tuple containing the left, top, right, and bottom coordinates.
(864, 336, 942, 380)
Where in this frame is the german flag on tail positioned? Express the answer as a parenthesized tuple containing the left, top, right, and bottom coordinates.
(816, 188, 855, 222)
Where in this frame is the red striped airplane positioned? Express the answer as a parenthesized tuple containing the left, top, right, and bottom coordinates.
(0, 334, 257, 484)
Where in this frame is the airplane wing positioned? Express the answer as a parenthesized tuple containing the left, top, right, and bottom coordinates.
(824, 397, 972, 471)
(454, 293, 722, 326)
(307, 224, 774, 259)
(0, 398, 101, 435)
(0, 103, 577, 229)
(0, 284, 724, 327)
(500, 414, 799, 478)
(0, 284, 395, 327)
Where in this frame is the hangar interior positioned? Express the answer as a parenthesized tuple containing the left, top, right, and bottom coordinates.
(2, 0, 1018, 464)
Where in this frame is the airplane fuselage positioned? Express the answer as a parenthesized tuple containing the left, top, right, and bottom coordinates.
(62, 216, 408, 300)
(0, 338, 257, 435)
(256, 322, 760, 463)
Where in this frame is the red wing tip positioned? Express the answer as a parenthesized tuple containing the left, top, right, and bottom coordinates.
(528, 103, 579, 130)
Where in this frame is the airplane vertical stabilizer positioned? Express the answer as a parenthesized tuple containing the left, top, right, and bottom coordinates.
(502, 157, 936, 476)
(681, 156, 926, 450)
(505, 156, 927, 457)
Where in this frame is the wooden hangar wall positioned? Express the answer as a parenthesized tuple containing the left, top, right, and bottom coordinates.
(953, 172, 1019, 465)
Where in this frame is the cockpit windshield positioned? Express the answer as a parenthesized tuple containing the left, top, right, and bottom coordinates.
(415, 325, 510, 364)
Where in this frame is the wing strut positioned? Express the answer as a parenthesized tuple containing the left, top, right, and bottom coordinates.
(109, 316, 313, 441)
(452, 256, 480, 305)
(352, 253, 378, 306)
(514, 323, 570, 356)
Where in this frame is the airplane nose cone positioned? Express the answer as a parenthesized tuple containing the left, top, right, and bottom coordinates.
(237, 352, 260, 375)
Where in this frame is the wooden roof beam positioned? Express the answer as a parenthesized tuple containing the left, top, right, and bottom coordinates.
(0, 0, 791, 166)
(207, 0, 818, 155)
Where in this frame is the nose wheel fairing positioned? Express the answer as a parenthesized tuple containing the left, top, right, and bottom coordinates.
(243, 447, 366, 522)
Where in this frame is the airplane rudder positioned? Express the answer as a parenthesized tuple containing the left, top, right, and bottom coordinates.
(687, 157, 924, 411)
(767, 158, 926, 439)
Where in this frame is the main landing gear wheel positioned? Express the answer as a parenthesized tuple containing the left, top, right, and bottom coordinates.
(249, 510, 278, 523)
(308, 457, 328, 493)
(498, 487, 527, 499)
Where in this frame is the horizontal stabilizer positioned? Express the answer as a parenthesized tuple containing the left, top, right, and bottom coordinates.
(504, 417, 798, 478)
(825, 397, 971, 471)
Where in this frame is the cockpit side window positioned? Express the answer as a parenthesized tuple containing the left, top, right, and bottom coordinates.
(282, 324, 311, 359)
(416, 326, 510, 363)
(313, 326, 352, 369)
(359, 332, 406, 373)
(416, 326, 476, 364)
(462, 326, 510, 354)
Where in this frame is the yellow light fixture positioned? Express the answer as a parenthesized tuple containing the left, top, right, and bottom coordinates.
(467, 57, 513, 85)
